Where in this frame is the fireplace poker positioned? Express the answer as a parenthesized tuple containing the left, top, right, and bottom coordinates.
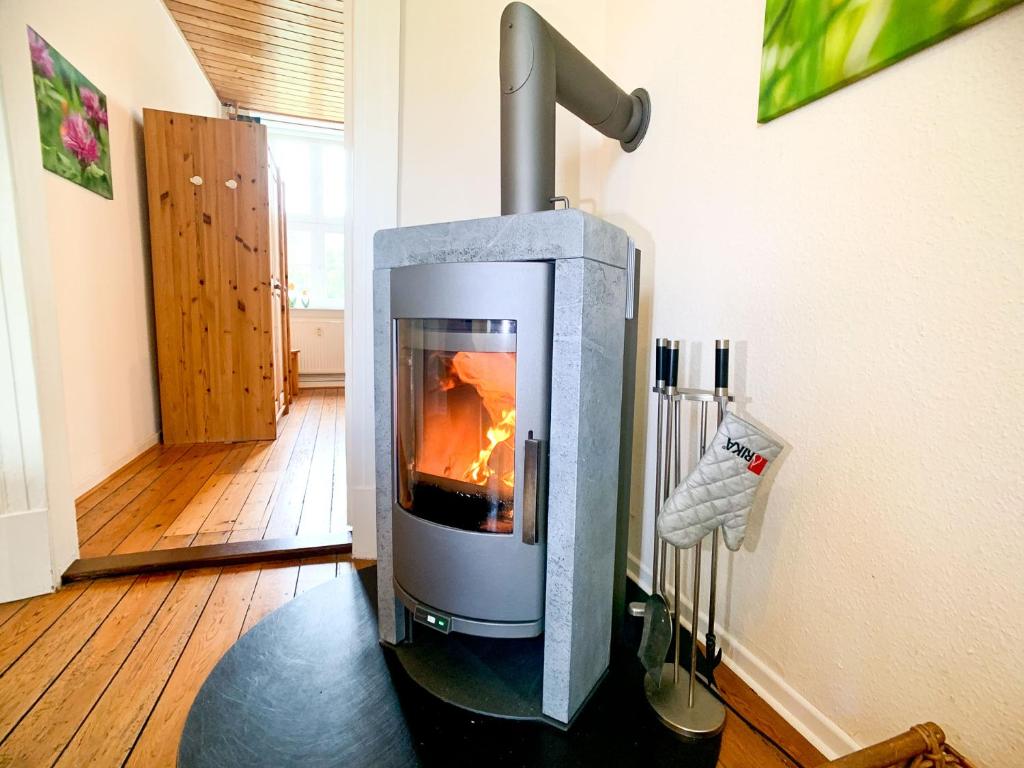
(693, 397, 709, 693)
(704, 339, 729, 683)
(661, 340, 679, 596)
(652, 338, 666, 597)
(668, 342, 684, 685)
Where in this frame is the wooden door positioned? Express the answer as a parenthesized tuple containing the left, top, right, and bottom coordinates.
(144, 109, 276, 444)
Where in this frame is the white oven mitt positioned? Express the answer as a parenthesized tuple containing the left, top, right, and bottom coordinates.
(657, 412, 782, 551)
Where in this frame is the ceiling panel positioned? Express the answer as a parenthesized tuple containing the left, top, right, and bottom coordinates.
(165, 0, 344, 123)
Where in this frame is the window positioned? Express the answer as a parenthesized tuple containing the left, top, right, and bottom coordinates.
(264, 118, 345, 310)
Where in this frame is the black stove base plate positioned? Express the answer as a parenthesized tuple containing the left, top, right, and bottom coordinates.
(178, 566, 722, 767)
(392, 621, 545, 721)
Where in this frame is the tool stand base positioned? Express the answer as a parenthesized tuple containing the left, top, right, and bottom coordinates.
(644, 664, 726, 741)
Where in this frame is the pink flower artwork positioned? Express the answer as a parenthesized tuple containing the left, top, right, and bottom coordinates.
(79, 86, 108, 127)
(28, 29, 54, 78)
(28, 26, 113, 198)
(60, 113, 100, 166)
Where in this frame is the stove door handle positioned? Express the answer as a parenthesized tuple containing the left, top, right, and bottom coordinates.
(522, 432, 547, 545)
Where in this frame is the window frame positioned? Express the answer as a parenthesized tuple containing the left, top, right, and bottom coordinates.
(265, 121, 346, 311)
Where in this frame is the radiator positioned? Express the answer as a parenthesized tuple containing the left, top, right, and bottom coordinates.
(291, 313, 344, 374)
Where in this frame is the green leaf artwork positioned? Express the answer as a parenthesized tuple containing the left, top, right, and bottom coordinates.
(27, 27, 113, 199)
(758, 0, 1023, 123)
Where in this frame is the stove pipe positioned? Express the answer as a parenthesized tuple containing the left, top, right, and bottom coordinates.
(500, 2, 651, 215)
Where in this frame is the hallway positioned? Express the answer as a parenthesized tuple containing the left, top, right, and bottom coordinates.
(75, 389, 345, 558)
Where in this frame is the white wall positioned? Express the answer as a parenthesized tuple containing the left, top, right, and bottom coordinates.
(594, 4, 1024, 764)
(346, 0, 401, 557)
(0, 0, 221, 499)
(393, 2, 1024, 765)
(399, 0, 608, 226)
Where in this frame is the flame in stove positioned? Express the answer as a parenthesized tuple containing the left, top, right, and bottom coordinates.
(415, 350, 516, 492)
(451, 351, 516, 490)
(464, 408, 516, 485)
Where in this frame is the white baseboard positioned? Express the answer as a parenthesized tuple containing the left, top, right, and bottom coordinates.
(627, 552, 859, 759)
(73, 431, 161, 498)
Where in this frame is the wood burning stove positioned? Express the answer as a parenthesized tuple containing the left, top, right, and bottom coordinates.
(374, 212, 638, 726)
(390, 262, 553, 637)
(373, 2, 651, 728)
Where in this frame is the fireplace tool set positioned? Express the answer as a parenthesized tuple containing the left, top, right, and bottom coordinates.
(639, 338, 732, 740)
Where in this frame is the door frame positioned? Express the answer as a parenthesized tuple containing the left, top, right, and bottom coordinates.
(344, 0, 401, 559)
(0, 43, 79, 600)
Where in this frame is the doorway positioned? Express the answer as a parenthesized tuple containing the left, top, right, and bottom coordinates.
(70, 110, 350, 570)
(0, 0, 395, 591)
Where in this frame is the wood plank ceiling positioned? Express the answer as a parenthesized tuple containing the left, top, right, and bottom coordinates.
(164, 0, 344, 123)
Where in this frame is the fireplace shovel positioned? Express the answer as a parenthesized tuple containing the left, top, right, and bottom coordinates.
(637, 339, 677, 684)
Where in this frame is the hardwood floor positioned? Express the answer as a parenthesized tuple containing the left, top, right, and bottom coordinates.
(0, 556, 367, 767)
(28, 385, 824, 767)
(75, 388, 346, 558)
(714, 664, 825, 767)
(0, 561, 824, 768)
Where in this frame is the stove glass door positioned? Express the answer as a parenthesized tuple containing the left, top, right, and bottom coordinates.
(395, 318, 517, 534)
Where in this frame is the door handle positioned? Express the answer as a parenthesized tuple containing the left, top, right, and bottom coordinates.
(522, 431, 547, 545)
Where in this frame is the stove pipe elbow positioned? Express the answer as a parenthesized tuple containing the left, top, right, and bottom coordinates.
(500, 2, 651, 215)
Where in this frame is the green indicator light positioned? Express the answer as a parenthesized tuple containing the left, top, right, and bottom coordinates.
(414, 606, 451, 634)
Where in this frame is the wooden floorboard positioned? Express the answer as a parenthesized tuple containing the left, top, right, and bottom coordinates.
(331, 388, 348, 534)
(192, 531, 232, 546)
(78, 446, 214, 558)
(73, 389, 347, 558)
(294, 557, 338, 596)
(715, 658, 825, 768)
(0, 557, 820, 767)
(263, 388, 325, 538)
(199, 472, 259, 533)
(124, 566, 260, 767)
(239, 560, 301, 635)
(0, 574, 177, 767)
(74, 443, 167, 516)
(161, 471, 231, 538)
(0, 599, 28, 630)
(297, 388, 336, 536)
(75, 445, 192, 545)
(0, 582, 90, 676)
(52, 570, 219, 767)
(112, 445, 231, 554)
(232, 469, 279, 531)
(0, 577, 136, 743)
